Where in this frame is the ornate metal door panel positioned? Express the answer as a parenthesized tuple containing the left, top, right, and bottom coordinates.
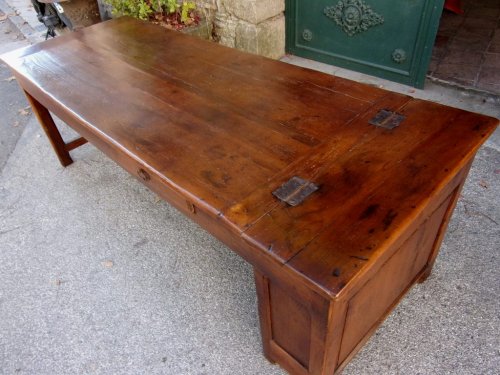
(286, 0, 445, 88)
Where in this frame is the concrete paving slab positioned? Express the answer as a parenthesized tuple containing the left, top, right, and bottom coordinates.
(2, 0, 43, 32)
(0, 0, 45, 44)
(0, 14, 31, 170)
(0, 117, 286, 375)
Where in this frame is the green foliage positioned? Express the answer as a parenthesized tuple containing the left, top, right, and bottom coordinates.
(137, 0, 152, 19)
(165, 0, 178, 13)
(181, 2, 196, 23)
(106, 0, 152, 20)
(105, 0, 196, 24)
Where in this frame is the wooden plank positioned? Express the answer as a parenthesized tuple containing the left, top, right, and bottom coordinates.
(226, 91, 411, 230)
(286, 107, 495, 295)
(3, 16, 497, 295)
(1, 17, 498, 375)
(12, 47, 301, 212)
(242, 99, 490, 260)
(89, 17, 387, 105)
(65, 136, 88, 151)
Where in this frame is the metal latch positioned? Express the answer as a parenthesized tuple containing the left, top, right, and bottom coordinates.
(369, 109, 405, 129)
(272, 176, 319, 206)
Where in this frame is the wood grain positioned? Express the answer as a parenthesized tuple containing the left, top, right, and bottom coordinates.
(2, 17, 498, 375)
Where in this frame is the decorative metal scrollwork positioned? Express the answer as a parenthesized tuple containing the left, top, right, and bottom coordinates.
(392, 49, 407, 64)
(302, 29, 313, 41)
(324, 0, 384, 37)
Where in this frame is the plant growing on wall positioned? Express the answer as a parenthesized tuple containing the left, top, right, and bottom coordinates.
(106, 0, 199, 29)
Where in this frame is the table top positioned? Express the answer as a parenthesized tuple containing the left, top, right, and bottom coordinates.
(2, 17, 497, 296)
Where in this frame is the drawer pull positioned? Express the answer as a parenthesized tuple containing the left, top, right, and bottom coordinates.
(187, 201, 196, 214)
(137, 168, 150, 181)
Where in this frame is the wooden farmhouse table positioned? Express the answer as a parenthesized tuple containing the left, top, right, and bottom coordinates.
(2, 17, 498, 375)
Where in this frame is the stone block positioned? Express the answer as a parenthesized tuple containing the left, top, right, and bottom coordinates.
(214, 12, 238, 47)
(235, 14, 285, 59)
(182, 19, 212, 40)
(223, 0, 284, 24)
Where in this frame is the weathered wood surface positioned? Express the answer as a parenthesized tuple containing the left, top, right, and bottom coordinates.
(2, 17, 497, 375)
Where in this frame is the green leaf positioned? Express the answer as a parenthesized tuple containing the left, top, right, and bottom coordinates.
(180, 1, 196, 23)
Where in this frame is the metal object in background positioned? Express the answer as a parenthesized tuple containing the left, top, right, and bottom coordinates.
(31, 0, 101, 39)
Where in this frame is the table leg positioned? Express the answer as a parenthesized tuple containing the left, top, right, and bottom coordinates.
(24, 90, 74, 167)
(254, 268, 345, 375)
(418, 162, 472, 284)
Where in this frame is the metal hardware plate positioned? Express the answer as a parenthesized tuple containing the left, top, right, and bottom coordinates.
(369, 109, 406, 129)
(272, 176, 319, 206)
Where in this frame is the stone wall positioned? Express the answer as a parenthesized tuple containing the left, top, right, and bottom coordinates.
(195, 0, 285, 59)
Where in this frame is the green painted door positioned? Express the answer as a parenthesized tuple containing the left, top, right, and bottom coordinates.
(286, 0, 444, 88)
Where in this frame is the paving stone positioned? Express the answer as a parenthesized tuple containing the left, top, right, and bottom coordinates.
(466, 6, 500, 19)
(476, 81, 500, 93)
(456, 25, 495, 37)
(440, 49, 483, 65)
(435, 63, 478, 85)
(478, 66, 500, 85)
(0, 11, 30, 170)
(449, 32, 491, 51)
(483, 52, 500, 68)
(430, 0, 500, 96)
(463, 16, 498, 29)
